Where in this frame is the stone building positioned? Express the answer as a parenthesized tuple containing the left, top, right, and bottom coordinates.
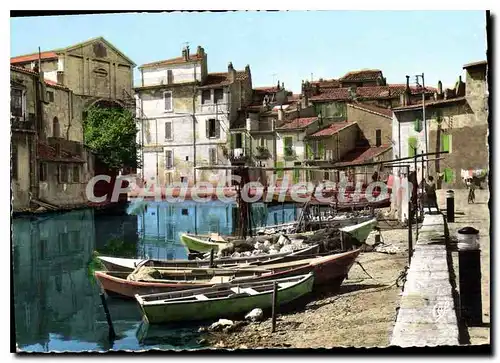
(392, 60, 488, 189)
(11, 37, 135, 211)
(135, 45, 252, 186)
(11, 37, 136, 110)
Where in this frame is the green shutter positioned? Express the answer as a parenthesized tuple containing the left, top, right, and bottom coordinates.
(276, 161, 284, 178)
(443, 168, 454, 183)
(318, 142, 325, 159)
(306, 143, 312, 159)
(414, 119, 422, 132)
(293, 168, 299, 183)
(408, 137, 417, 157)
(441, 134, 450, 152)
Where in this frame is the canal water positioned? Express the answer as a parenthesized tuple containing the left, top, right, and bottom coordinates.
(12, 201, 298, 352)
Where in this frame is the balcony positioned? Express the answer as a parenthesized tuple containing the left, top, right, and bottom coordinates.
(283, 146, 297, 161)
(229, 148, 252, 165)
(306, 149, 335, 163)
(255, 146, 272, 160)
(11, 114, 35, 132)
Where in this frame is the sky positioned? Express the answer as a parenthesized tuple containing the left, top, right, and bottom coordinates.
(10, 11, 487, 93)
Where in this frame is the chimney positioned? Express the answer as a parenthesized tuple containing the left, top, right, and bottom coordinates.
(228, 62, 235, 83)
(405, 75, 410, 92)
(278, 107, 284, 121)
(437, 80, 443, 95)
(185, 45, 190, 61)
(56, 71, 64, 85)
(182, 48, 187, 60)
(197, 45, 204, 57)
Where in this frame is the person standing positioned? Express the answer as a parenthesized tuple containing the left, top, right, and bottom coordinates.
(425, 176, 438, 213)
(467, 178, 476, 204)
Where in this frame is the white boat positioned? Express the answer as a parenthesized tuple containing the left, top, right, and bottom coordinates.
(339, 217, 378, 243)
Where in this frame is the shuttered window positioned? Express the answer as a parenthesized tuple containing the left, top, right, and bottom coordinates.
(214, 89, 224, 104)
(284, 136, 293, 156)
(164, 91, 173, 112)
(11, 144, 17, 180)
(209, 148, 217, 165)
(376, 129, 382, 146)
(165, 150, 173, 169)
(276, 161, 284, 178)
(414, 118, 423, 132)
(318, 141, 325, 159)
(59, 165, 68, 183)
(39, 162, 47, 182)
(72, 165, 80, 183)
(441, 133, 451, 153)
(443, 168, 454, 183)
(165, 122, 172, 140)
(202, 90, 211, 104)
(207, 119, 220, 139)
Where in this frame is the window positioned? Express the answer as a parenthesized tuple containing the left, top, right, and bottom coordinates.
(185, 156, 189, 161)
(72, 165, 80, 183)
(47, 91, 54, 102)
(376, 129, 382, 147)
(182, 208, 189, 216)
(165, 122, 172, 140)
(207, 119, 219, 138)
(202, 90, 211, 104)
(284, 137, 293, 155)
(165, 150, 173, 169)
(164, 91, 173, 112)
(260, 138, 266, 147)
(414, 118, 423, 132)
(53, 117, 60, 138)
(11, 144, 17, 180)
(235, 133, 243, 148)
(11, 88, 24, 118)
(324, 172, 330, 180)
(214, 89, 224, 104)
(167, 69, 174, 84)
(209, 148, 217, 165)
(59, 165, 68, 183)
(166, 224, 175, 241)
(39, 162, 47, 182)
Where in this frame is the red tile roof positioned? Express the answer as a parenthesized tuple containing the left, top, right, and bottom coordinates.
(311, 79, 340, 88)
(308, 121, 356, 138)
(11, 51, 59, 64)
(334, 145, 392, 167)
(254, 86, 280, 93)
(348, 102, 393, 119)
(38, 143, 84, 162)
(309, 84, 437, 102)
(140, 53, 203, 69)
(392, 96, 467, 112)
(198, 71, 248, 89)
(11, 65, 69, 90)
(276, 117, 318, 131)
(339, 69, 383, 82)
(44, 79, 69, 90)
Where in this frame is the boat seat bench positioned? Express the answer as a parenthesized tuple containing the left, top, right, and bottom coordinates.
(195, 294, 209, 300)
(242, 288, 259, 295)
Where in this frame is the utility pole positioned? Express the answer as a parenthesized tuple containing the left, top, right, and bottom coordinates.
(415, 73, 428, 172)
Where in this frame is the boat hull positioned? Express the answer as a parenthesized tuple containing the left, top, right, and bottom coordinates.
(95, 249, 360, 299)
(180, 233, 226, 253)
(97, 244, 320, 273)
(339, 218, 377, 243)
(137, 274, 315, 324)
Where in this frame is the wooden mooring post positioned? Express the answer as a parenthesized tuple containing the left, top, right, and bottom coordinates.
(100, 292, 116, 340)
(209, 248, 215, 268)
(271, 281, 278, 333)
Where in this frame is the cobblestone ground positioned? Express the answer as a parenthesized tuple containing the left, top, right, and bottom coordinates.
(437, 188, 490, 345)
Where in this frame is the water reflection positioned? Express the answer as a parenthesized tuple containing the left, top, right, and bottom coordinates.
(12, 201, 298, 352)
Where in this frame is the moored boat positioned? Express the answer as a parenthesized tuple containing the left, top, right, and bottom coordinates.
(135, 273, 315, 324)
(94, 249, 360, 298)
(98, 244, 320, 273)
(339, 217, 377, 243)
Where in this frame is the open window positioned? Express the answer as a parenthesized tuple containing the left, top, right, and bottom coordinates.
(165, 150, 173, 169)
(207, 119, 220, 139)
(202, 90, 211, 104)
(214, 89, 224, 104)
(10, 88, 25, 120)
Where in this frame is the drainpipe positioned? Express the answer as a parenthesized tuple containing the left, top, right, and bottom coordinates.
(192, 85, 197, 185)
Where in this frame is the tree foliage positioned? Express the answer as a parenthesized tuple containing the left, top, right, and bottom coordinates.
(83, 106, 140, 170)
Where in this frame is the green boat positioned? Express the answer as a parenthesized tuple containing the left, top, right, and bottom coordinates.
(180, 233, 229, 253)
(339, 217, 377, 243)
(135, 273, 314, 324)
(180, 231, 316, 254)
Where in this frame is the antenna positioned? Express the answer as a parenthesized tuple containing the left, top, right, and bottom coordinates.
(182, 41, 190, 49)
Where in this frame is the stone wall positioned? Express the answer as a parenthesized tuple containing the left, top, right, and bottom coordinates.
(347, 104, 392, 146)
